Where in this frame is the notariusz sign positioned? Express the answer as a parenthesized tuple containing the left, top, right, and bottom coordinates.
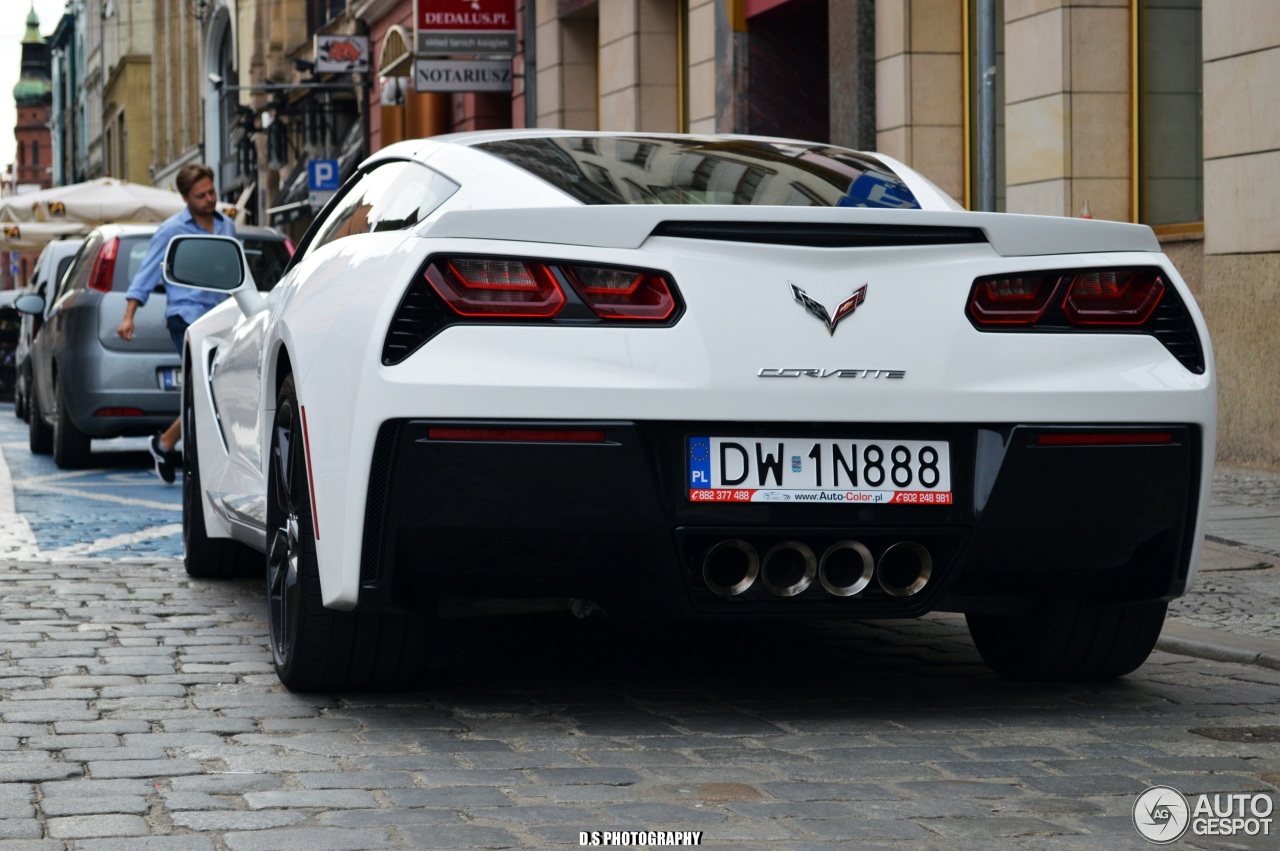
(413, 59, 513, 92)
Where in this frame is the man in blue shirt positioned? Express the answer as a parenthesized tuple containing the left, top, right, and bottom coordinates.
(117, 163, 235, 483)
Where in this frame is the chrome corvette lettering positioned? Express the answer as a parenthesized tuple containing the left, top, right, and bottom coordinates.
(758, 368, 906, 379)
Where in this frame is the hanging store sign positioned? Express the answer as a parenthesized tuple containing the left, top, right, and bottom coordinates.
(414, 58, 514, 92)
(415, 0, 518, 57)
(314, 35, 370, 74)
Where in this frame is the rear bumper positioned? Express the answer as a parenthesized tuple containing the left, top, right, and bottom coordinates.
(62, 349, 180, 437)
(356, 419, 1202, 618)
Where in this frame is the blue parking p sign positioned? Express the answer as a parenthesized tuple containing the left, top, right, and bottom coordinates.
(308, 159, 340, 192)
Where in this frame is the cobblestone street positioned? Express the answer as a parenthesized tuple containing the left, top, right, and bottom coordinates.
(3, 403, 1280, 849)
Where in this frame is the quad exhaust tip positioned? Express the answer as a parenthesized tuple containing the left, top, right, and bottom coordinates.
(702, 538, 932, 599)
(876, 541, 933, 597)
(760, 541, 817, 597)
(702, 539, 759, 597)
(818, 541, 875, 597)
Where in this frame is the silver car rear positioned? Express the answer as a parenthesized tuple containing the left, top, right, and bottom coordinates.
(26, 223, 292, 468)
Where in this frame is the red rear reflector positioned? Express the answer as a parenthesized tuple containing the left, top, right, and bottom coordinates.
(93, 407, 145, 417)
(568, 265, 676, 320)
(428, 428, 606, 443)
(968, 275, 1057, 325)
(1061, 271, 1164, 325)
(88, 237, 119, 294)
(1037, 432, 1173, 446)
(426, 259, 565, 317)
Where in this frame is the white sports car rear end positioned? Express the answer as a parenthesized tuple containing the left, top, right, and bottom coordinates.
(172, 132, 1215, 691)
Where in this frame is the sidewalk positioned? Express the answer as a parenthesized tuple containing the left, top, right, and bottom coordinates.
(1162, 464, 1280, 666)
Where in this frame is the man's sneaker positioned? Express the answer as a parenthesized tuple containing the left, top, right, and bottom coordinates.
(148, 434, 176, 484)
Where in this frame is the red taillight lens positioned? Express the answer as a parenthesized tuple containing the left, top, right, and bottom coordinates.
(425, 259, 565, 317)
(567, 265, 677, 320)
(1061, 270, 1165, 325)
(968, 274, 1058, 325)
(87, 237, 119, 294)
(93, 407, 145, 417)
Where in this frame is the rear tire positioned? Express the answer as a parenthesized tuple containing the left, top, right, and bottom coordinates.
(966, 599, 1168, 681)
(52, 378, 92, 469)
(28, 383, 51, 454)
(266, 374, 431, 691)
(182, 360, 259, 579)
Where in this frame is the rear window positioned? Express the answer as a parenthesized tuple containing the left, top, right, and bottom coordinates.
(113, 236, 152, 292)
(473, 136, 921, 209)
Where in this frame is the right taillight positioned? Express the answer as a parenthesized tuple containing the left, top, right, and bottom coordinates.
(966, 266, 1204, 374)
(968, 274, 1057, 325)
(87, 237, 119, 294)
(1061, 270, 1164, 325)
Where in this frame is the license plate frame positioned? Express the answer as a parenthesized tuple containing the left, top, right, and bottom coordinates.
(688, 435, 952, 505)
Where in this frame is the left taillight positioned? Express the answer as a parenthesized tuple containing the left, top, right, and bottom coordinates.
(87, 237, 119, 294)
(385, 255, 682, 365)
(426, 259, 566, 318)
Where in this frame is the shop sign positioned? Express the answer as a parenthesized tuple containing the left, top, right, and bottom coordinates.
(413, 58, 514, 92)
(415, 0, 518, 56)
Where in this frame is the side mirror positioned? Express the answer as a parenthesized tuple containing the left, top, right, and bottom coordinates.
(14, 293, 45, 316)
(163, 234, 266, 317)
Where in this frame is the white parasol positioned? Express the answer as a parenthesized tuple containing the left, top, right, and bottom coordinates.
(0, 177, 189, 227)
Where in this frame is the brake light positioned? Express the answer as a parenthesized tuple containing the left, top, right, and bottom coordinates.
(566, 265, 677, 320)
(425, 259, 565, 317)
(967, 275, 1057, 325)
(87, 238, 119, 294)
(93, 406, 145, 417)
(1061, 270, 1164, 325)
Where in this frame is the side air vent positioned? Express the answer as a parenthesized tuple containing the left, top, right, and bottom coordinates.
(650, 221, 989, 248)
(1146, 285, 1206, 375)
(360, 420, 401, 586)
(382, 275, 451, 366)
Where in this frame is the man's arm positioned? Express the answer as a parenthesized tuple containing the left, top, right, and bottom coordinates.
(118, 220, 178, 341)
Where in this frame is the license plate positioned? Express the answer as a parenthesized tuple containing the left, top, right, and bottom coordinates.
(158, 367, 182, 391)
(688, 436, 952, 505)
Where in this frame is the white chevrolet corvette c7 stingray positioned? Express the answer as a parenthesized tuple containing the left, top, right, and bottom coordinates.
(164, 131, 1216, 691)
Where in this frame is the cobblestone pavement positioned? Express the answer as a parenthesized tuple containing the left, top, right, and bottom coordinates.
(1167, 466, 1280, 640)
(4, 558, 1280, 850)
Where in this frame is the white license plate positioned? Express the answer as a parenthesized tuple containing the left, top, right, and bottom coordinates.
(688, 436, 952, 505)
(158, 367, 182, 391)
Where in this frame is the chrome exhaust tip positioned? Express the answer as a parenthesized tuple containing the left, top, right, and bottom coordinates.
(760, 541, 817, 597)
(702, 540, 760, 597)
(876, 542, 933, 597)
(818, 541, 875, 597)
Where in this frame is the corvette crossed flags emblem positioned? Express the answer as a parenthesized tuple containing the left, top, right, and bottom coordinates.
(790, 282, 868, 335)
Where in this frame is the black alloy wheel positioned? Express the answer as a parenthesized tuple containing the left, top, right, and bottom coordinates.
(266, 374, 432, 692)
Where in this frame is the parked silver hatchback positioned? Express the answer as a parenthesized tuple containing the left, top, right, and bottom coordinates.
(23, 223, 292, 468)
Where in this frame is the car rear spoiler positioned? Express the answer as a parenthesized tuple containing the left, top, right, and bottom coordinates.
(422, 206, 1160, 257)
